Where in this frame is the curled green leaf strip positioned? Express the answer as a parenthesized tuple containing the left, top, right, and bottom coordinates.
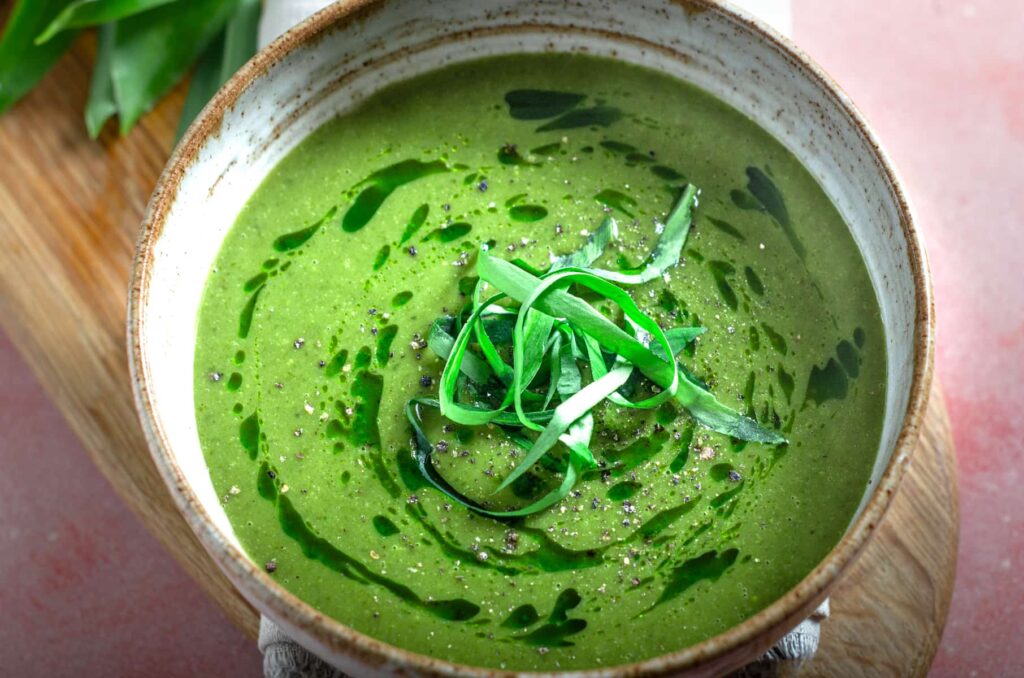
(408, 183, 784, 518)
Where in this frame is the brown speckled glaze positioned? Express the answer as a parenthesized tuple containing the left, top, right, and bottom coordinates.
(128, 1, 934, 675)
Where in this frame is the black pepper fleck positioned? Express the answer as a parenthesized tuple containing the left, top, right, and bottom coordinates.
(420, 375, 433, 387)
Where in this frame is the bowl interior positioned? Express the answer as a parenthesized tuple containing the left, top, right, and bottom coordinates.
(133, 0, 924, 669)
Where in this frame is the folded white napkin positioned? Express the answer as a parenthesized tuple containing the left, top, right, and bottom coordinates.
(255, 2, 814, 676)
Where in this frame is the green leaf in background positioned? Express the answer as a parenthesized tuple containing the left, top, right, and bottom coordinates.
(0, 0, 79, 115)
(220, 0, 259, 81)
(84, 22, 116, 138)
(176, 0, 260, 139)
(175, 29, 225, 139)
(35, 0, 177, 45)
(110, 0, 239, 133)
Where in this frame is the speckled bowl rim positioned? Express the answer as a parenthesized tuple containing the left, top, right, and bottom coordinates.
(128, 1, 935, 675)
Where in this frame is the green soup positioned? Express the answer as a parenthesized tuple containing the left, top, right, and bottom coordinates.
(194, 53, 884, 670)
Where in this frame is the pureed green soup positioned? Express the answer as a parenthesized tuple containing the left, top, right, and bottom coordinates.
(194, 54, 884, 670)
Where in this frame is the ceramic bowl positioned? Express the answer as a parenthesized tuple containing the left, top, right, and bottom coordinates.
(128, 0, 934, 675)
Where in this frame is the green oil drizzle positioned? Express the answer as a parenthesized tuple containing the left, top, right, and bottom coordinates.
(505, 90, 584, 120)
(778, 364, 794, 403)
(343, 160, 448, 233)
(258, 469, 480, 621)
(372, 515, 400, 537)
(709, 463, 736, 482)
(605, 429, 670, 474)
(805, 358, 848, 405)
(238, 286, 263, 339)
(324, 349, 348, 378)
(376, 325, 399, 367)
(509, 205, 548, 222)
(502, 604, 540, 629)
(707, 217, 745, 241)
(514, 619, 587, 647)
(836, 339, 860, 378)
(244, 272, 267, 293)
(511, 472, 548, 500)
(626, 152, 654, 164)
(742, 372, 756, 418)
(273, 207, 337, 252)
(651, 165, 684, 181)
(647, 548, 739, 612)
(536, 106, 622, 132)
(354, 346, 372, 370)
(711, 482, 744, 509)
(656, 402, 678, 425)
(607, 481, 642, 501)
(669, 423, 695, 473)
(424, 222, 472, 242)
(760, 323, 788, 355)
(400, 204, 430, 244)
(749, 326, 761, 352)
(745, 167, 805, 258)
(549, 588, 582, 623)
(404, 505, 523, 575)
(239, 413, 260, 460)
(510, 526, 605, 572)
(707, 261, 738, 310)
(730, 189, 763, 211)
(637, 497, 701, 540)
(348, 371, 383, 447)
(744, 266, 765, 295)
(392, 291, 413, 308)
(373, 245, 390, 270)
(594, 189, 636, 217)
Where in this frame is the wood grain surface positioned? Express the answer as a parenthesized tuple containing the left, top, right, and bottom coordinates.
(0, 36, 957, 674)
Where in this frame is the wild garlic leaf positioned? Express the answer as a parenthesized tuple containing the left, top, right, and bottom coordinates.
(110, 0, 238, 133)
(84, 22, 117, 138)
(409, 185, 784, 519)
(478, 251, 784, 443)
(35, 0, 177, 44)
(0, 0, 79, 115)
(176, 0, 260, 139)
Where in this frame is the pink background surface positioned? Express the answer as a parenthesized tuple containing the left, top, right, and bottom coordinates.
(1, 1, 1021, 675)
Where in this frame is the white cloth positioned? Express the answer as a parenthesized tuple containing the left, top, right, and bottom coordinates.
(255, 1, 815, 676)
(259, 616, 345, 678)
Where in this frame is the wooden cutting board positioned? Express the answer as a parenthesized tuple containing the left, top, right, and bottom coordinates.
(0, 35, 957, 675)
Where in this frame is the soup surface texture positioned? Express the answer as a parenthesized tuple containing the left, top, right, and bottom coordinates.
(194, 54, 885, 671)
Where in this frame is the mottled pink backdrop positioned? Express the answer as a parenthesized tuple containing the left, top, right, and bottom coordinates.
(1, 0, 1021, 675)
